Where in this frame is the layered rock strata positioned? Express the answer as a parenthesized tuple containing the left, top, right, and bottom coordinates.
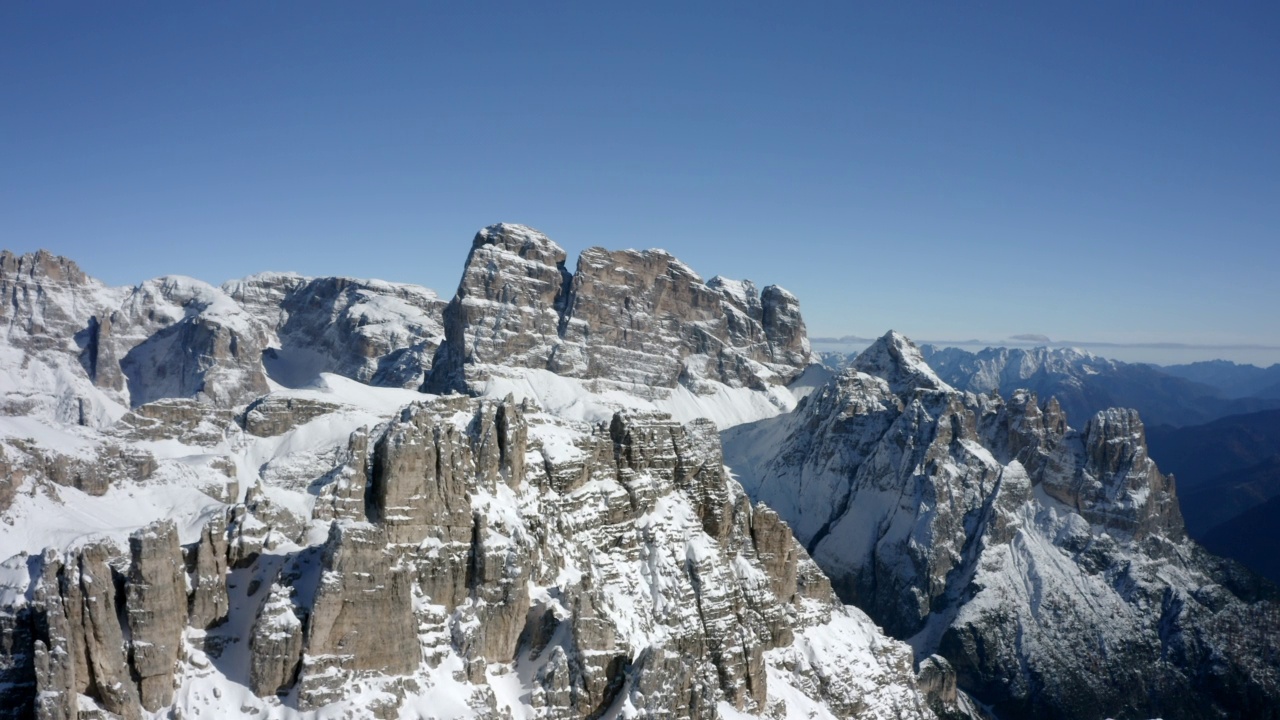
(427, 223, 812, 394)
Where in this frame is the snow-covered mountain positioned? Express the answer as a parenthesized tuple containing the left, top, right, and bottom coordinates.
(912, 344, 1280, 428)
(5, 227, 1278, 720)
(0, 231, 978, 719)
(726, 332, 1280, 719)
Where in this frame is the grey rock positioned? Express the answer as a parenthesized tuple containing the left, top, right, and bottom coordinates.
(248, 582, 304, 696)
(368, 399, 477, 546)
(114, 276, 271, 408)
(188, 512, 230, 629)
(460, 512, 531, 663)
(31, 552, 76, 720)
(4, 437, 156, 498)
(426, 223, 812, 394)
(297, 522, 419, 708)
(242, 395, 342, 437)
(225, 273, 445, 389)
(0, 445, 25, 514)
(77, 544, 142, 720)
(126, 521, 186, 711)
(113, 398, 237, 445)
(311, 427, 372, 523)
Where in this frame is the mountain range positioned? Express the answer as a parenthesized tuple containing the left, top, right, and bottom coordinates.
(0, 224, 1276, 719)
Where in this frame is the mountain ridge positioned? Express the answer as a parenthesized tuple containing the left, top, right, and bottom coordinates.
(3, 231, 1278, 720)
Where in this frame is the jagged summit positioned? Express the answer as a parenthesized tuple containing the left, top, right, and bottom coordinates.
(850, 330, 951, 395)
(0, 249, 92, 287)
(427, 223, 813, 408)
(0, 378, 959, 719)
(473, 222, 565, 258)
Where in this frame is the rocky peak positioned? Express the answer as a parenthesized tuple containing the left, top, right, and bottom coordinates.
(760, 285, 810, 365)
(473, 222, 571, 268)
(0, 249, 110, 340)
(984, 394, 1185, 542)
(430, 224, 573, 390)
(428, 223, 813, 395)
(1078, 407, 1185, 540)
(113, 276, 271, 408)
(3, 389, 955, 718)
(0, 249, 89, 286)
(851, 331, 950, 395)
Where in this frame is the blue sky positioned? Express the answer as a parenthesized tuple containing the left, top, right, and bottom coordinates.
(3, 2, 1278, 364)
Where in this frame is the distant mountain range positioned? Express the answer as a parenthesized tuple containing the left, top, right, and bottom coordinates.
(917, 345, 1280, 429)
(1148, 411, 1280, 585)
(1159, 359, 1280, 399)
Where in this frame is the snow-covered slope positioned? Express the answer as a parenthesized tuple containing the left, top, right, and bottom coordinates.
(725, 331, 1280, 720)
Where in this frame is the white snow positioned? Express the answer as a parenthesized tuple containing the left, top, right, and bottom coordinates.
(475, 365, 796, 430)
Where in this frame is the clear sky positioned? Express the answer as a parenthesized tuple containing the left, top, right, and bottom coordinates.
(3, 2, 1278, 364)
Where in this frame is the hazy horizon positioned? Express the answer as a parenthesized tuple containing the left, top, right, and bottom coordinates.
(811, 337, 1280, 368)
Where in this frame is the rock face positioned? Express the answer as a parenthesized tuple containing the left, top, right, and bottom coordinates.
(13, 235, 1279, 719)
(8, 513, 236, 720)
(427, 223, 812, 394)
(0, 250, 270, 420)
(125, 521, 186, 711)
(188, 511, 230, 628)
(727, 330, 1280, 720)
(296, 522, 419, 707)
(0, 250, 130, 426)
(113, 276, 273, 408)
(225, 273, 446, 389)
(248, 582, 304, 696)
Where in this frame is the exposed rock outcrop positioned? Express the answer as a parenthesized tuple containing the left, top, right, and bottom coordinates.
(427, 223, 812, 395)
(188, 511, 230, 629)
(125, 521, 186, 711)
(242, 395, 342, 437)
(297, 522, 419, 707)
(248, 582, 304, 697)
(76, 543, 143, 720)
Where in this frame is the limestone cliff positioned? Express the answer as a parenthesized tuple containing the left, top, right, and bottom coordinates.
(427, 223, 812, 396)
